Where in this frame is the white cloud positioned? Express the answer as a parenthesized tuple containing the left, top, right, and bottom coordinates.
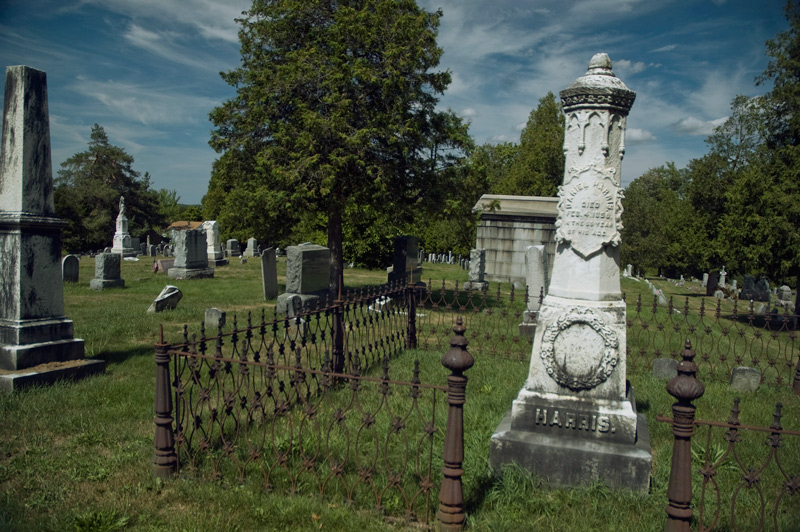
(651, 44, 677, 52)
(81, 0, 249, 43)
(122, 23, 227, 71)
(671, 116, 728, 136)
(614, 59, 647, 74)
(69, 76, 220, 126)
(626, 128, 656, 143)
(461, 107, 479, 118)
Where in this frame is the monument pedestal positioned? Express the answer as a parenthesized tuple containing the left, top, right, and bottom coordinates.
(490, 409, 651, 492)
(168, 266, 214, 280)
(0, 66, 105, 392)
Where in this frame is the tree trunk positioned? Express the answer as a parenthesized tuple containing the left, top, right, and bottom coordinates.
(328, 206, 344, 298)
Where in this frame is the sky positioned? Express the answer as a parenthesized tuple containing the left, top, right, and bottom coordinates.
(0, 0, 791, 205)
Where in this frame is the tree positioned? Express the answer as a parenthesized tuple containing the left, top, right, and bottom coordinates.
(494, 92, 564, 197)
(206, 0, 471, 292)
(54, 124, 161, 252)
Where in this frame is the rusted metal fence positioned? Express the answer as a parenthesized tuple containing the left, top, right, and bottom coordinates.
(659, 342, 800, 532)
(415, 280, 534, 361)
(154, 288, 475, 529)
(625, 294, 800, 388)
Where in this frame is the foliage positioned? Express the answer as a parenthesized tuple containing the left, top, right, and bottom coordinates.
(205, 0, 471, 286)
(54, 124, 162, 252)
(493, 92, 564, 197)
(623, 2, 800, 285)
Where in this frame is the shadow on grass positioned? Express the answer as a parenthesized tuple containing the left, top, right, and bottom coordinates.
(91, 345, 153, 366)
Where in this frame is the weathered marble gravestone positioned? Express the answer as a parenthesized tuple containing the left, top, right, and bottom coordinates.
(276, 244, 330, 314)
(729, 367, 761, 393)
(203, 220, 228, 266)
(464, 248, 488, 291)
(61, 254, 79, 282)
(168, 228, 213, 279)
(226, 239, 241, 258)
(261, 247, 278, 300)
(110, 196, 137, 257)
(204, 307, 226, 332)
(387, 235, 423, 284)
(90, 253, 124, 290)
(702, 272, 709, 287)
(489, 54, 651, 492)
(243, 237, 259, 258)
(147, 285, 182, 313)
(719, 266, 727, 288)
(740, 275, 770, 302)
(519, 245, 547, 338)
(0, 66, 104, 391)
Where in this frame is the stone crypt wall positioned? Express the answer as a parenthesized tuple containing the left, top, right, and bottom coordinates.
(473, 194, 558, 286)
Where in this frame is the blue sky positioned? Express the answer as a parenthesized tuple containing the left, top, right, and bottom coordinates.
(0, 0, 790, 205)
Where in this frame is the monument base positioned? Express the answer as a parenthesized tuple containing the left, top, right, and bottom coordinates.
(111, 247, 137, 258)
(168, 267, 214, 280)
(0, 358, 105, 393)
(208, 257, 229, 267)
(89, 278, 125, 290)
(0, 336, 85, 371)
(489, 409, 651, 493)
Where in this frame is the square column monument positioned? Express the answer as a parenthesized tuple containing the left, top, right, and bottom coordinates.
(489, 54, 651, 492)
(0, 66, 104, 391)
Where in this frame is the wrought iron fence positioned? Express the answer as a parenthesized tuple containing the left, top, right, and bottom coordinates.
(415, 280, 533, 361)
(154, 316, 475, 529)
(625, 293, 800, 387)
(659, 342, 800, 532)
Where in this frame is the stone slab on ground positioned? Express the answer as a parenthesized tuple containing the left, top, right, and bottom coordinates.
(653, 358, 678, 380)
(730, 366, 761, 393)
(167, 266, 214, 280)
(0, 358, 105, 393)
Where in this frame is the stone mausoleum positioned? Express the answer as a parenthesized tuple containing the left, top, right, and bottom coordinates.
(473, 194, 557, 286)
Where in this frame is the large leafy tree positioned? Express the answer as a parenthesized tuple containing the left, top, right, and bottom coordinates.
(207, 0, 470, 292)
(493, 92, 564, 197)
(54, 124, 162, 252)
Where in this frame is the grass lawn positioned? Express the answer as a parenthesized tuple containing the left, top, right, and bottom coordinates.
(0, 259, 797, 531)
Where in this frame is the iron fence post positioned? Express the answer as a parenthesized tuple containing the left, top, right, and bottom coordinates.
(664, 340, 705, 532)
(332, 294, 345, 373)
(437, 317, 474, 531)
(153, 325, 177, 478)
(406, 282, 417, 349)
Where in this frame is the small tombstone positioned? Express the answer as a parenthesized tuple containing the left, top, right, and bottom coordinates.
(89, 253, 124, 290)
(243, 237, 258, 258)
(731, 279, 737, 290)
(369, 296, 394, 313)
(139, 242, 146, 255)
(652, 358, 678, 380)
(287, 294, 303, 318)
(204, 308, 226, 332)
(719, 266, 727, 287)
(62, 254, 79, 283)
(226, 239, 241, 257)
(729, 367, 761, 393)
(702, 273, 708, 287)
(713, 289, 725, 300)
(705, 271, 719, 296)
(147, 285, 182, 313)
(261, 248, 278, 300)
(778, 285, 792, 302)
(148, 244, 156, 257)
(156, 259, 175, 274)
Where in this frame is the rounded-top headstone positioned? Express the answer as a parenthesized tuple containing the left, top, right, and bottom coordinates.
(62, 254, 79, 283)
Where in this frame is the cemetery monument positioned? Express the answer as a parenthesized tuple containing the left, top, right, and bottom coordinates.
(110, 196, 137, 257)
(168, 228, 214, 280)
(276, 244, 331, 314)
(489, 54, 651, 492)
(0, 65, 104, 391)
(203, 220, 228, 266)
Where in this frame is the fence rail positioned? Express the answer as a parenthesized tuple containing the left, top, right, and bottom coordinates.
(625, 293, 800, 387)
(660, 342, 800, 532)
(154, 316, 474, 529)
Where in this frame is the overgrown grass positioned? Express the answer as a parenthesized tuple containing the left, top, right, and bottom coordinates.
(0, 259, 797, 531)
